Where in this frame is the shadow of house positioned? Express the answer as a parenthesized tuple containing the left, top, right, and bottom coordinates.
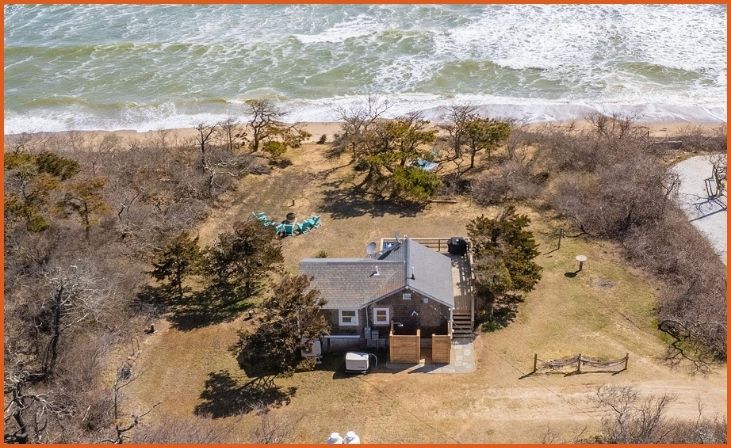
(194, 370, 295, 418)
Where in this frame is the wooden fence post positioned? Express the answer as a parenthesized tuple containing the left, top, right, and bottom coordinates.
(624, 353, 629, 371)
(533, 353, 538, 373)
(576, 353, 582, 374)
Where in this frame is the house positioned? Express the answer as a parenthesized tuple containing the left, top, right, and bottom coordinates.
(299, 237, 474, 364)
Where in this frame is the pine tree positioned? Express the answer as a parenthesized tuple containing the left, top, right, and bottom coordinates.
(234, 274, 329, 383)
(467, 206, 542, 305)
(4, 151, 80, 232)
(350, 112, 438, 201)
(205, 220, 283, 304)
(149, 232, 203, 303)
(463, 117, 510, 168)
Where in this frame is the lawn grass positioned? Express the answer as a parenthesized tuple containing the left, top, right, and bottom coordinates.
(121, 142, 726, 443)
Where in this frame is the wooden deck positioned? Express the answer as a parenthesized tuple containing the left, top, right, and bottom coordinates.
(449, 253, 473, 314)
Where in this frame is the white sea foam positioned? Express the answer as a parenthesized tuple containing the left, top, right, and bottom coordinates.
(293, 15, 381, 44)
(5, 94, 726, 135)
(4, 4, 727, 134)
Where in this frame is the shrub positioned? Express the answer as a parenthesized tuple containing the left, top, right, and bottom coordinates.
(317, 134, 327, 144)
(471, 160, 543, 205)
(390, 166, 442, 202)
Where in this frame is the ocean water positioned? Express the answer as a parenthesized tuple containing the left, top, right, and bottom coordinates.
(4, 4, 727, 133)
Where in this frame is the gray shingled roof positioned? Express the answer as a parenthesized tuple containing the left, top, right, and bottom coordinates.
(299, 239, 454, 309)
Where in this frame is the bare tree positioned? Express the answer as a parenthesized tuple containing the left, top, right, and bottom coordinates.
(218, 117, 246, 152)
(4, 360, 75, 443)
(194, 123, 218, 168)
(708, 153, 726, 198)
(333, 95, 391, 158)
(100, 348, 160, 444)
(593, 385, 675, 443)
(154, 129, 171, 150)
(131, 416, 235, 443)
(252, 410, 302, 444)
(440, 104, 476, 159)
(587, 112, 647, 141)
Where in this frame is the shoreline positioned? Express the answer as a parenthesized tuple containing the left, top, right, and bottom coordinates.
(4, 119, 725, 144)
(4, 104, 726, 137)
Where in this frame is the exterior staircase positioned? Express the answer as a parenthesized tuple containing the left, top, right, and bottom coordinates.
(452, 312, 474, 338)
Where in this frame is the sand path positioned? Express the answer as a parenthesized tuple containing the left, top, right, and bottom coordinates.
(672, 154, 727, 264)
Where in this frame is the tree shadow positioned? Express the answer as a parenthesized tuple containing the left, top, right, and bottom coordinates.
(136, 284, 173, 313)
(478, 294, 524, 332)
(194, 370, 296, 418)
(167, 294, 254, 331)
(138, 285, 254, 331)
(319, 180, 424, 219)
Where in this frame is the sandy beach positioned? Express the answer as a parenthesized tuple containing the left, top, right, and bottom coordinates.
(6, 119, 725, 147)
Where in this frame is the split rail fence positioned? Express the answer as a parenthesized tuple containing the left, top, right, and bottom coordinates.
(527, 353, 629, 376)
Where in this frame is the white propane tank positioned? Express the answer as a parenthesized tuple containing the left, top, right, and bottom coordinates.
(327, 432, 343, 444)
(344, 431, 361, 444)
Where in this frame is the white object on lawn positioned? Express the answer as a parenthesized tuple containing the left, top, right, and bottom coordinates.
(345, 352, 370, 372)
(344, 431, 361, 444)
(327, 432, 343, 444)
(575, 255, 587, 271)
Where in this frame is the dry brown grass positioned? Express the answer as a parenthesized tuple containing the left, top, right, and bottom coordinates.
(119, 142, 726, 443)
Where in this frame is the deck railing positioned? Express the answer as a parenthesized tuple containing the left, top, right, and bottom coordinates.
(381, 237, 457, 253)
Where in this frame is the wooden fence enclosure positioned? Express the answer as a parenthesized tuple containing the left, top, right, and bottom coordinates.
(431, 334, 451, 363)
(389, 329, 421, 363)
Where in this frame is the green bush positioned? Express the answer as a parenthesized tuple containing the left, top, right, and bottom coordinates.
(391, 166, 442, 202)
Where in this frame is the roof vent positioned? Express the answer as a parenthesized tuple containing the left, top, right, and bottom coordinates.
(366, 241, 377, 258)
(411, 266, 415, 280)
(371, 266, 380, 277)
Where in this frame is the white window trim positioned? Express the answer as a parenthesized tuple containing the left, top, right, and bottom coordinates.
(372, 307, 390, 325)
(338, 309, 359, 326)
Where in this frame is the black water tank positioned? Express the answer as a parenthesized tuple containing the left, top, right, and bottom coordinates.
(447, 237, 467, 255)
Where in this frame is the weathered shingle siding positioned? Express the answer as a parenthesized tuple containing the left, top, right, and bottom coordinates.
(371, 290, 449, 337)
(323, 308, 367, 336)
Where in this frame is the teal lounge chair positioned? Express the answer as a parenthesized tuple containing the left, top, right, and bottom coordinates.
(276, 223, 294, 237)
(252, 211, 274, 227)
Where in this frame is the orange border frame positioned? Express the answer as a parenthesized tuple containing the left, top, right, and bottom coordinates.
(0, 2, 728, 447)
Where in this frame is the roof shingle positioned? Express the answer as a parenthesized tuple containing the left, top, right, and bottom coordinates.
(299, 239, 454, 309)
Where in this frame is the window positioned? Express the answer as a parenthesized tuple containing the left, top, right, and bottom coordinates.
(372, 307, 390, 325)
(338, 310, 359, 326)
